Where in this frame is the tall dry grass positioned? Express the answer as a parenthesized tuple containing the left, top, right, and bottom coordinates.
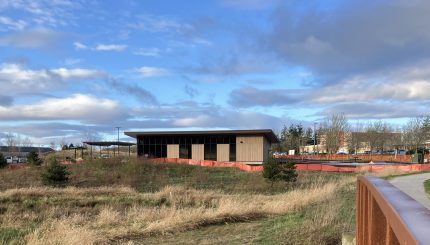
(9, 176, 355, 244)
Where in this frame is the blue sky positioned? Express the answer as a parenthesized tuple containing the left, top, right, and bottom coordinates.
(1, 0, 430, 145)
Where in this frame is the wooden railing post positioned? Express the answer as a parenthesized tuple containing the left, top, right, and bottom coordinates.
(356, 176, 430, 244)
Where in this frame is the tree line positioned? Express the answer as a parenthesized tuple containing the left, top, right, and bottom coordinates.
(274, 114, 430, 154)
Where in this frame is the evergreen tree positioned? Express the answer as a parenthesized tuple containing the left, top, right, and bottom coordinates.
(0, 153, 7, 168)
(42, 158, 70, 187)
(263, 158, 298, 187)
(27, 151, 42, 166)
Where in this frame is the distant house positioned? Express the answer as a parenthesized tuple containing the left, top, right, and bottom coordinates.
(0, 146, 54, 158)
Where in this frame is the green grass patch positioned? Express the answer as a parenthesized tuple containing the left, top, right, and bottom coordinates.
(0, 227, 34, 244)
(382, 170, 430, 180)
(258, 182, 355, 244)
(424, 179, 430, 196)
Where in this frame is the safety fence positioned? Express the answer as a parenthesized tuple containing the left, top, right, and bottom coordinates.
(295, 163, 430, 173)
(8, 157, 430, 174)
(276, 154, 414, 162)
(150, 158, 264, 172)
(151, 158, 430, 173)
(356, 176, 430, 244)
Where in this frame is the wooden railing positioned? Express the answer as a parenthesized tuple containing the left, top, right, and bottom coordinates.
(356, 176, 430, 244)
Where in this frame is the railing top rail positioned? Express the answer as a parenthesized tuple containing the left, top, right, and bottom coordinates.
(358, 176, 430, 244)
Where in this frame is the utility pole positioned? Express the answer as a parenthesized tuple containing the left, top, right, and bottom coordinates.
(115, 127, 120, 157)
(314, 122, 317, 155)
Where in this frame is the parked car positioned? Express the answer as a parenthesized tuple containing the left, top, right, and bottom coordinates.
(12, 156, 19, 163)
(100, 154, 111, 159)
(6, 156, 12, 164)
(383, 150, 395, 155)
(397, 149, 406, 155)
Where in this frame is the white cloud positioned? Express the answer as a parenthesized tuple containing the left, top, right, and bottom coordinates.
(136, 66, 170, 77)
(220, 0, 279, 10)
(129, 15, 189, 33)
(174, 115, 211, 126)
(311, 78, 430, 104)
(64, 58, 82, 65)
(95, 44, 128, 51)
(0, 0, 81, 27)
(73, 41, 88, 50)
(0, 16, 27, 30)
(0, 63, 105, 93)
(133, 48, 161, 57)
(191, 37, 213, 46)
(298, 59, 430, 106)
(0, 28, 63, 48)
(0, 94, 126, 123)
(74, 42, 128, 52)
(130, 102, 284, 129)
(50, 68, 104, 80)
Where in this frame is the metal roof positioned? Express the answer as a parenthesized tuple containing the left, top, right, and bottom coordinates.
(124, 129, 280, 143)
(83, 141, 135, 146)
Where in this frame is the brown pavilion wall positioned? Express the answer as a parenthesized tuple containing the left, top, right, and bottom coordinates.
(236, 136, 264, 163)
(216, 144, 229, 162)
(167, 144, 179, 158)
(192, 144, 204, 160)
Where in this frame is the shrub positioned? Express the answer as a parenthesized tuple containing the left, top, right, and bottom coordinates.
(27, 151, 42, 166)
(42, 158, 70, 187)
(263, 158, 298, 187)
(0, 153, 7, 168)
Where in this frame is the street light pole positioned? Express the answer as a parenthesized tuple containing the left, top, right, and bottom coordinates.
(314, 122, 317, 155)
(115, 127, 120, 157)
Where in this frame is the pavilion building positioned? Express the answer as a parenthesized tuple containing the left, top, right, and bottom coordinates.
(125, 129, 279, 164)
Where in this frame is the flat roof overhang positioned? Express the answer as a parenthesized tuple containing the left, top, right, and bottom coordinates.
(124, 129, 280, 143)
(83, 141, 135, 147)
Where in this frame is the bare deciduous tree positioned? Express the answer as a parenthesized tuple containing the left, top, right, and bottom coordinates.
(4, 132, 17, 154)
(364, 121, 393, 152)
(22, 137, 33, 147)
(402, 116, 429, 152)
(320, 114, 349, 154)
(348, 121, 365, 154)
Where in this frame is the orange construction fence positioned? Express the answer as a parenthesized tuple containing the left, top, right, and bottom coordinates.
(276, 154, 414, 163)
(150, 158, 430, 174)
(151, 158, 263, 172)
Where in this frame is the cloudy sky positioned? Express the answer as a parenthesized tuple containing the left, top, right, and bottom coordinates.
(1, 0, 430, 144)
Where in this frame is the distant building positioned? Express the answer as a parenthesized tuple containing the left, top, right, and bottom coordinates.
(301, 132, 402, 154)
(125, 129, 279, 164)
(0, 146, 54, 158)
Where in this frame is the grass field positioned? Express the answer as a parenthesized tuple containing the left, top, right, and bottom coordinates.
(0, 158, 356, 244)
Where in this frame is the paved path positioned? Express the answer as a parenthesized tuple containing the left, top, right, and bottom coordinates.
(389, 173, 430, 210)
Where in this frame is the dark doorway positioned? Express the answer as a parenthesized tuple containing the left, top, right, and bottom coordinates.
(179, 144, 192, 159)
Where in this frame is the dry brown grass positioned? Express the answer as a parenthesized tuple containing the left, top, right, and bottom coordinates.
(0, 176, 355, 244)
(0, 186, 135, 199)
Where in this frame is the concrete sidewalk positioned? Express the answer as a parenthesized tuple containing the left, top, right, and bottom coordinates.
(389, 173, 430, 210)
